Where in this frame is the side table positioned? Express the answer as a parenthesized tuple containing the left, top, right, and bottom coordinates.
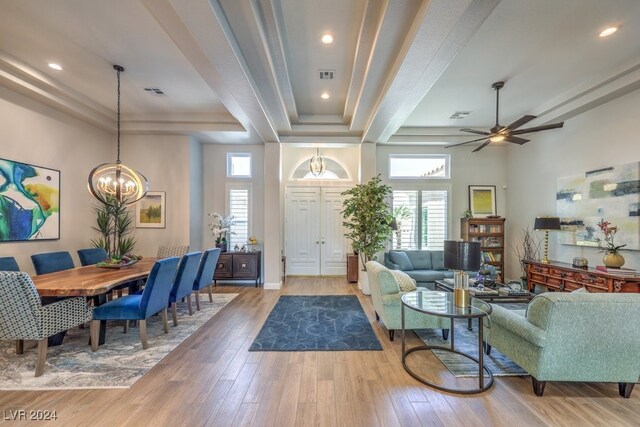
(401, 291, 493, 394)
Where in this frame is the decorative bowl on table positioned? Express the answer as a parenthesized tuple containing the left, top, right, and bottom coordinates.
(96, 255, 143, 269)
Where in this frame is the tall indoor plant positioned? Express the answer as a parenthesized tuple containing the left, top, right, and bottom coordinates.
(91, 197, 136, 258)
(341, 175, 394, 293)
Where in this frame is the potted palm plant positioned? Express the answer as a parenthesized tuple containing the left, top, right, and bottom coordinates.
(341, 175, 394, 294)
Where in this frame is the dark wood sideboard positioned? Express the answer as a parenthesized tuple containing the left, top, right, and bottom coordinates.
(525, 260, 640, 293)
(214, 251, 262, 287)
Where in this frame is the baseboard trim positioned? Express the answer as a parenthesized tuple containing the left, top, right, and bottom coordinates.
(264, 282, 282, 290)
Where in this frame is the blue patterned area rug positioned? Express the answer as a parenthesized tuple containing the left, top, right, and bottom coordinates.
(0, 293, 238, 390)
(415, 309, 527, 378)
(249, 295, 382, 351)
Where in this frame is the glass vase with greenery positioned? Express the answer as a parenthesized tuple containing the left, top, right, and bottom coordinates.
(341, 175, 394, 271)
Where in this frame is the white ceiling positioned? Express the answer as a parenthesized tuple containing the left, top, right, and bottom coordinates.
(1, 0, 639, 146)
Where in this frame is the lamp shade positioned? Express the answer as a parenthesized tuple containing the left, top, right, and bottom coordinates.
(534, 216, 561, 231)
(444, 240, 481, 271)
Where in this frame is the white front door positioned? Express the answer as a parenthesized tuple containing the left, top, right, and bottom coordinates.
(285, 187, 349, 276)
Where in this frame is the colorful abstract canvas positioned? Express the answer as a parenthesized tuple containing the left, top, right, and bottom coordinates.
(0, 158, 60, 242)
(556, 162, 639, 250)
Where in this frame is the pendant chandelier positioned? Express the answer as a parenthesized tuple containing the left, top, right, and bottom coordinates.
(309, 148, 327, 177)
(88, 65, 148, 206)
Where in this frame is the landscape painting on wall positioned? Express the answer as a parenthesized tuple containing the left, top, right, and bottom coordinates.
(136, 191, 165, 228)
(0, 158, 60, 242)
(556, 161, 639, 250)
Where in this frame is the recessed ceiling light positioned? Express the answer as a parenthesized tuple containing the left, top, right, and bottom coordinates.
(599, 26, 619, 37)
(48, 63, 63, 71)
(321, 92, 330, 99)
(321, 33, 334, 44)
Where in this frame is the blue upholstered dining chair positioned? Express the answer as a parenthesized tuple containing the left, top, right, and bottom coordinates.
(90, 257, 180, 350)
(77, 248, 108, 266)
(192, 248, 221, 311)
(0, 272, 93, 377)
(0, 256, 20, 271)
(168, 252, 202, 326)
(31, 251, 75, 275)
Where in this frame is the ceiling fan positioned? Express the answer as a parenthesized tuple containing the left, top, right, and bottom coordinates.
(447, 81, 564, 152)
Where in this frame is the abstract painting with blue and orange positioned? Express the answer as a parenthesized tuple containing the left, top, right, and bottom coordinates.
(0, 158, 60, 242)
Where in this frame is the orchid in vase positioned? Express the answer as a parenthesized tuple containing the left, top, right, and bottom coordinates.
(208, 212, 235, 246)
(596, 219, 626, 268)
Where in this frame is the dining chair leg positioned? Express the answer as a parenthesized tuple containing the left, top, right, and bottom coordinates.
(187, 294, 193, 315)
(172, 304, 178, 326)
(117, 289, 123, 298)
(123, 320, 129, 334)
(195, 291, 201, 311)
(90, 320, 100, 352)
(139, 320, 148, 350)
(35, 338, 48, 377)
(208, 285, 213, 302)
(161, 309, 169, 334)
(16, 340, 24, 355)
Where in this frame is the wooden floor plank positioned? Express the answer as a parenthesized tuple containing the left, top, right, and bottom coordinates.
(0, 277, 638, 426)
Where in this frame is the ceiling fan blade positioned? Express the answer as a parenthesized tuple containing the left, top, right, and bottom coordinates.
(460, 128, 490, 135)
(472, 140, 492, 152)
(505, 115, 536, 131)
(511, 122, 564, 135)
(504, 135, 530, 145)
(445, 137, 489, 148)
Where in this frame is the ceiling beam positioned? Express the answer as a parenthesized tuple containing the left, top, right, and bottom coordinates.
(362, 0, 500, 143)
(142, 0, 280, 143)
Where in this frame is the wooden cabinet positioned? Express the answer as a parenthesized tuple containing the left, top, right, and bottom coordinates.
(525, 260, 640, 293)
(347, 254, 359, 283)
(214, 251, 262, 287)
(461, 218, 505, 281)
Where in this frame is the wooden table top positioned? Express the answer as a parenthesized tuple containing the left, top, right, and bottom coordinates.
(33, 258, 157, 297)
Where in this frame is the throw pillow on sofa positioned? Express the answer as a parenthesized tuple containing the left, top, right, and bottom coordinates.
(390, 270, 417, 292)
(389, 251, 414, 271)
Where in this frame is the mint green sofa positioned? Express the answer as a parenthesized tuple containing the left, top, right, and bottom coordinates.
(483, 292, 640, 397)
(366, 261, 449, 341)
(384, 250, 454, 287)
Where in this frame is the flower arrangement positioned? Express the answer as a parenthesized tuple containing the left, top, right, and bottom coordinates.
(208, 212, 235, 244)
(596, 219, 626, 254)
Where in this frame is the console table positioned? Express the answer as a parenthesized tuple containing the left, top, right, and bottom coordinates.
(214, 251, 262, 287)
(525, 260, 640, 293)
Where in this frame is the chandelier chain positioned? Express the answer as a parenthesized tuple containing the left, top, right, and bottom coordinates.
(116, 66, 121, 164)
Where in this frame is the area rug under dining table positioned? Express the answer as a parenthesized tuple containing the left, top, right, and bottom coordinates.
(0, 293, 237, 390)
(249, 295, 382, 351)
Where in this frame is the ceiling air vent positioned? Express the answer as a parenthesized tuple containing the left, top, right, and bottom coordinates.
(449, 111, 471, 119)
(144, 87, 165, 96)
(318, 69, 335, 80)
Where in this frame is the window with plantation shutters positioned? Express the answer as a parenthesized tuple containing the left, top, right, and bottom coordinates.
(392, 190, 448, 251)
(228, 186, 250, 250)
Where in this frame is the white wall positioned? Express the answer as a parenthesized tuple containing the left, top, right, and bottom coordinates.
(0, 86, 112, 274)
(120, 134, 191, 257)
(505, 88, 640, 280)
(376, 145, 508, 240)
(189, 138, 203, 251)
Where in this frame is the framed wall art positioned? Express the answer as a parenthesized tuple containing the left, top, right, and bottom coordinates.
(469, 185, 497, 218)
(136, 191, 166, 228)
(0, 158, 60, 242)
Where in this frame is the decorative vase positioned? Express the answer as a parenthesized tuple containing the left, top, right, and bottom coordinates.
(216, 242, 228, 253)
(603, 253, 625, 268)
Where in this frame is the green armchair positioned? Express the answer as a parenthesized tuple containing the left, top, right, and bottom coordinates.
(483, 292, 640, 397)
(366, 261, 449, 341)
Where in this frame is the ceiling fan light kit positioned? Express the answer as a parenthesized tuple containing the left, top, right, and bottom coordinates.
(448, 81, 564, 152)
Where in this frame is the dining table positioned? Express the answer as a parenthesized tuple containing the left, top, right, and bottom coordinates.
(33, 257, 157, 346)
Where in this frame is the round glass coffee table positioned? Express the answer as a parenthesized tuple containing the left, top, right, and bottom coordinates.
(401, 291, 494, 394)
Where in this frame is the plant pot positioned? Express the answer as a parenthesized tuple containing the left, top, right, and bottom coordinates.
(358, 270, 370, 295)
(603, 253, 625, 268)
(216, 242, 228, 253)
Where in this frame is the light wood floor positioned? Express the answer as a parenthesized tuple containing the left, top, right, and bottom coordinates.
(1, 277, 639, 426)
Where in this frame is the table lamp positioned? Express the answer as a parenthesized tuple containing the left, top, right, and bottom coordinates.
(534, 216, 561, 264)
(444, 240, 481, 307)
